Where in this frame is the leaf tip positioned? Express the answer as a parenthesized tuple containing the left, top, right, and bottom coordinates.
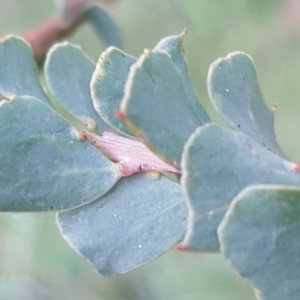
(115, 110, 126, 121)
(290, 162, 300, 172)
(174, 245, 188, 251)
(180, 28, 188, 39)
(272, 103, 278, 113)
(143, 49, 150, 57)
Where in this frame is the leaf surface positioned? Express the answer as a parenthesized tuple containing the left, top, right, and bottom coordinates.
(219, 185, 300, 300)
(154, 31, 210, 124)
(0, 96, 119, 212)
(58, 173, 187, 275)
(180, 124, 300, 251)
(45, 43, 110, 133)
(0, 36, 48, 103)
(121, 51, 204, 167)
(83, 4, 122, 49)
(91, 47, 136, 136)
(207, 52, 284, 157)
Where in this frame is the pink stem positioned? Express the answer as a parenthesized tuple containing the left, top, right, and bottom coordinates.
(83, 131, 181, 177)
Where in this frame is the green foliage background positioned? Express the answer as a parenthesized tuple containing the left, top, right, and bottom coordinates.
(0, 0, 299, 299)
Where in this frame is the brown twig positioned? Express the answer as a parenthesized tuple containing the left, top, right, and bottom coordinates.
(22, 0, 116, 62)
(23, 16, 82, 62)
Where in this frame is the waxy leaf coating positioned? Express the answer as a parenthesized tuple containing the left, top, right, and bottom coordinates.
(121, 50, 203, 167)
(0, 36, 48, 103)
(154, 31, 210, 124)
(58, 173, 187, 275)
(91, 47, 136, 136)
(83, 4, 122, 49)
(0, 96, 119, 212)
(45, 42, 110, 133)
(181, 124, 300, 251)
(208, 52, 284, 157)
(219, 185, 300, 300)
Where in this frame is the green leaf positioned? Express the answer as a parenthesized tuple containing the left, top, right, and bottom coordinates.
(91, 47, 136, 136)
(154, 31, 210, 124)
(0, 36, 48, 103)
(58, 173, 187, 276)
(0, 96, 119, 212)
(83, 4, 122, 49)
(180, 124, 300, 251)
(121, 50, 203, 167)
(45, 42, 110, 133)
(207, 52, 285, 157)
(219, 185, 300, 300)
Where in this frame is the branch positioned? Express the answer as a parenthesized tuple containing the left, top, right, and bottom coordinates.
(83, 131, 181, 177)
(22, 0, 116, 62)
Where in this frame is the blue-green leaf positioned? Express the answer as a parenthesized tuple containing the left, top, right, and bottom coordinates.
(219, 185, 300, 300)
(83, 4, 122, 49)
(0, 96, 119, 212)
(180, 124, 300, 251)
(154, 31, 210, 124)
(207, 52, 284, 157)
(58, 173, 187, 275)
(121, 51, 204, 167)
(0, 36, 48, 103)
(45, 42, 110, 133)
(91, 47, 136, 136)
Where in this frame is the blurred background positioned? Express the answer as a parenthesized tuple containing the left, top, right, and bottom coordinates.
(0, 0, 299, 299)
